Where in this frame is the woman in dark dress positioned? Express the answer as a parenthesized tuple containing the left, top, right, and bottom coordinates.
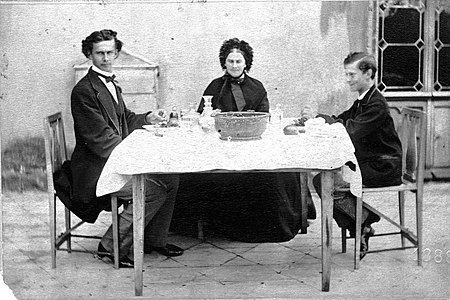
(172, 38, 315, 242)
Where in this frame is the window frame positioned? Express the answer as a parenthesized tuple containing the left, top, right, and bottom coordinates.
(371, 0, 450, 97)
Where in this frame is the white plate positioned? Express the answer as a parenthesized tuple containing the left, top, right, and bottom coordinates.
(142, 125, 160, 132)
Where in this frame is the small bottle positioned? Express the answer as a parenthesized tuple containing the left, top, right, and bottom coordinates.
(199, 95, 215, 132)
(187, 102, 200, 126)
(271, 104, 283, 124)
(167, 105, 180, 127)
(201, 96, 213, 117)
(188, 102, 197, 115)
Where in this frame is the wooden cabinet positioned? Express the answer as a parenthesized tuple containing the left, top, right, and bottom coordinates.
(387, 96, 450, 179)
(429, 98, 450, 178)
(372, 0, 450, 179)
(73, 48, 159, 113)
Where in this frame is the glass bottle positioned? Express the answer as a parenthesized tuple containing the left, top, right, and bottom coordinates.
(271, 104, 283, 124)
(167, 105, 180, 127)
(198, 95, 215, 133)
(180, 102, 200, 130)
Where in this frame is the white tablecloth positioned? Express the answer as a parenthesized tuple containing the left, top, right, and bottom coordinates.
(96, 121, 362, 197)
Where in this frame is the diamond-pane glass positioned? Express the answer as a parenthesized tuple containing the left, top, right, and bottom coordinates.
(383, 8, 420, 43)
(438, 11, 450, 43)
(434, 6, 450, 91)
(378, 2, 424, 92)
(437, 47, 450, 89)
(378, 82, 386, 92)
(381, 46, 420, 90)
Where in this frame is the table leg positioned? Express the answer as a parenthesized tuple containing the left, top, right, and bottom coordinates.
(133, 174, 145, 296)
(299, 172, 308, 233)
(321, 171, 334, 292)
(354, 196, 362, 269)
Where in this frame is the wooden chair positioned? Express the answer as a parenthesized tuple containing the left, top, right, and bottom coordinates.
(43, 112, 120, 269)
(338, 107, 426, 269)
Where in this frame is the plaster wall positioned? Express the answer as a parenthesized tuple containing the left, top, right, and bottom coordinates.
(0, 0, 370, 149)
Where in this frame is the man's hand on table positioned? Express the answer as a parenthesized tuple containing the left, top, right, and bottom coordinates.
(301, 105, 316, 120)
(146, 109, 167, 124)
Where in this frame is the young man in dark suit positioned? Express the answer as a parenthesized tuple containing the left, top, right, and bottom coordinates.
(70, 29, 183, 268)
(305, 52, 402, 259)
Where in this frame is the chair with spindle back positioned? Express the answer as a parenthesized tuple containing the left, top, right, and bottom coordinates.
(43, 112, 120, 269)
(338, 107, 426, 269)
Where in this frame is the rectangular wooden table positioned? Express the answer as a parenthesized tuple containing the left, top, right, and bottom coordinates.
(97, 122, 362, 296)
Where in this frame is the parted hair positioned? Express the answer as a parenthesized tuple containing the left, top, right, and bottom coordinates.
(81, 29, 123, 58)
(219, 38, 253, 71)
(344, 52, 377, 79)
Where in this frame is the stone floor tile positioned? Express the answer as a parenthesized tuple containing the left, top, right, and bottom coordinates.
(199, 264, 287, 283)
(239, 243, 307, 265)
(170, 244, 238, 267)
(251, 279, 322, 298)
(2, 183, 449, 299)
(221, 255, 259, 266)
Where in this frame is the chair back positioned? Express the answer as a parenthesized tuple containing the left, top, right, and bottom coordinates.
(398, 107, 427, 184)
(43, 112, 68, 192)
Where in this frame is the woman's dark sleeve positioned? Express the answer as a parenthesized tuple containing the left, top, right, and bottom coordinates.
(255, 88, 270, 113)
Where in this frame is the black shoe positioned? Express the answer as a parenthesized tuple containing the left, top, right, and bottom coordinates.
(118, 256, 134, 268)
(360, 225, 375, 260)
(97, 242, 134, 268)
(98, 242, 114, 261)
(145, 243, 184, 257)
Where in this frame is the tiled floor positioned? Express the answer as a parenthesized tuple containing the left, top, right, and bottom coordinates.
(2, 182, 449, 299)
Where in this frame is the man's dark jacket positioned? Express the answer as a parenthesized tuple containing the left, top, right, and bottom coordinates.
(323, 85, 403, 187)
(68, 67, 148, 222)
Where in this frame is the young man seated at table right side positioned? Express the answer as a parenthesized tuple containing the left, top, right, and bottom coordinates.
(302, 52, 403, 259)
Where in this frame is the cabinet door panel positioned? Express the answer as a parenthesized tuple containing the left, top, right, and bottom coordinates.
(433, 104, 450, 167)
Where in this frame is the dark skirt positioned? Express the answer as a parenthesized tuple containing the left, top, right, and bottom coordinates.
(171, 172, 314, 243)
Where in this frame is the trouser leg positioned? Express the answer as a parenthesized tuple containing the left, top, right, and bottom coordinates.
(312, 172, 370, 232)
(101, 202, 133, 258)
(143, 174, 178, 248)
(100, 174, 179, 259)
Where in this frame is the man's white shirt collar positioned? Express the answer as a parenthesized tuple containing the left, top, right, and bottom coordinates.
(358, 88, 370, 100)
(92, 65, 118, 103)
(92, 65, 114, 78)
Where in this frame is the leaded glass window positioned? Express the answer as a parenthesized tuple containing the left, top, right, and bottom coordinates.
(377, 0, 450, 94)
(434, 1, 450, 92)
(378, 0, 425, 92)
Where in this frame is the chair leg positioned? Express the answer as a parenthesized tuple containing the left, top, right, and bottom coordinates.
(50, 194, 57, 269)
(416, 191, 423, 266)
(64, 207, 72, 252)
(299, 172, 308, 233)
(111, 196, 120, 270)
(197, 219, 205, 241)
(398, 191, 406, 248)
(341, 227, 347, 253)
(354, 196, 362, 270)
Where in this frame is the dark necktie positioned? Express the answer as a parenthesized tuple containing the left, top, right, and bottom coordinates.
(356, 99, 362, 113)
(229, 77, 246, 111)
(105, 74, 116, 83)
(95, 72, 116, 83)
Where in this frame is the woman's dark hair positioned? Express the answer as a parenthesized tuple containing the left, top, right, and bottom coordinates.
(343, 52, 377, 79)
(81, 29, 123, 58)
(219, 38, 253, 71)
